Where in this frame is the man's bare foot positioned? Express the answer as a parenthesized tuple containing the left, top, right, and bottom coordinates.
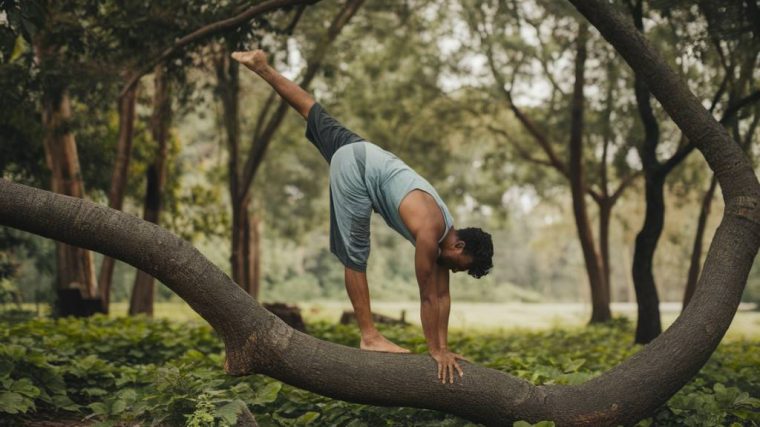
(231, 49, 268, 73)
(360, 333, 411, 353)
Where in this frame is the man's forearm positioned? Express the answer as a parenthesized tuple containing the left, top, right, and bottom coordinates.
(253, 65, 315, 119)
(437, 294, 451, 349)
(420, 295, 442, 352)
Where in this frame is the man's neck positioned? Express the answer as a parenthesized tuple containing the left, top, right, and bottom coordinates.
(439, 227, 457, 250)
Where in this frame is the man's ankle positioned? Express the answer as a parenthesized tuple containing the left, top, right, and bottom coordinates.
(360, 329, 382, 342)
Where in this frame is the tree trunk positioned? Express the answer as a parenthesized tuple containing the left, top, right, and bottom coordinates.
(627, 0, 667, 344)
(98, 83, 138, 313)
(129, 66, 171, 316)
(248, 213, 261, 299)
(36, 51, 100, 316)
(631, 172, 665, 343)
(567, 24, 611, 323)
(598, 200, 613, 306)
(683, 175, 718, 308)
(230, 197, 250, 291)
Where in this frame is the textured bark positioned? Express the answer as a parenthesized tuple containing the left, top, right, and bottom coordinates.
(567, 24, 610, 323)
(684, 102, 760, 307)
(249, 214, 261, 298)
(597, 200, 613, 310)
(129, 66, 171, 316)
(36, 40, 100, 316)
(631, 173, 664, 343)
(98, 83, 138, 313)
(3, 0, 757, 424)
(626, 0, 666, 344)
(683, 175, 718, 307)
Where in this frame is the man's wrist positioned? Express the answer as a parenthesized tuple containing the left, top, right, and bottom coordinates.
(428, 346, 448, 355)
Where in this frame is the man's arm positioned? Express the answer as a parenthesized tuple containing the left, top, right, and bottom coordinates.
(436, 267, 451, 351)
(231, 50, 314, 119)
(416, 234, 465, 384)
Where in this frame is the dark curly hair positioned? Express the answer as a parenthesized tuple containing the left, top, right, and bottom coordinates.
(458, 227, 493, 279)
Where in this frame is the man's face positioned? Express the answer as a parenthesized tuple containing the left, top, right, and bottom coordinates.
(438, 244, 474, 273)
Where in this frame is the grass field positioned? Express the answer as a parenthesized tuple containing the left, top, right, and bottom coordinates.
(98, 300, 760, 339)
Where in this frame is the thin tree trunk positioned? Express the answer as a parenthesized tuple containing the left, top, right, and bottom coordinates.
(632, 172, 665, 342)
(249, 213, 261, 299)
(215, 50, 255, 294)
(36, 40, 100, 316)
(129, 66, 171, 316)
(628, 0, 664, 344)
(598, 200, 613, 306)
(683, 175, 718, 308)
(98, 83, 138, 313)
(568, 24, 611, 323)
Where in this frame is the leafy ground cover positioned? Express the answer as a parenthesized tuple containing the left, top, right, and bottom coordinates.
(1, 312, 758, 426)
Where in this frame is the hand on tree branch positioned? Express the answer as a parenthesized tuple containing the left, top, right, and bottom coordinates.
(429, 349, 468, 384)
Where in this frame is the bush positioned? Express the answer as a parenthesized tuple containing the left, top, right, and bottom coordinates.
(0, 315, 758, 426)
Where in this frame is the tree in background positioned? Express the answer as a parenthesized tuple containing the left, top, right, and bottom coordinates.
(128, 65, 172, 316)
(624, 0, 760, 343)
(461, 0, 640, 323)
(680, 0, 760, 308)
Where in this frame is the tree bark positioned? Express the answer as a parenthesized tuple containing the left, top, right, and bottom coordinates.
(627, 0, 666, 344)
(3, 0, 757, 424)
(683, 102, 760, 308)
(248, 213, 261, 298)
(683, 175, 718, 308)
(597, 199, 613, 309)
(98, 83, 138, 313)
(631, 172, 665, 343)
(129, 66, 171, 316)
(568, 24, 610, 323)
(35, 41, 100, 316)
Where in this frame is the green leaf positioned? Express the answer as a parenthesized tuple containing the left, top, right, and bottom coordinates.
(88, 402, 108, 416)
(0, 359, 13, 380)
(296, 411, 320, 425)
(216, 400, 248, 424)
(0, 391, 33, 414)
(52, 394, 80, 412)
(10, 378, 39, 398)
(111, 399, 127, 415)
(252, 382, 281, 405)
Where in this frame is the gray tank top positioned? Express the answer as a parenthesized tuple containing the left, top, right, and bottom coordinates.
(352, 142, 453, 244)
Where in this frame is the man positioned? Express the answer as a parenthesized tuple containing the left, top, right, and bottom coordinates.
(232, 50, 493, 384)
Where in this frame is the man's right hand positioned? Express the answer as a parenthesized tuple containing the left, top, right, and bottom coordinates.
(231, 49, 268, 73)
(429, 349, 467, 384)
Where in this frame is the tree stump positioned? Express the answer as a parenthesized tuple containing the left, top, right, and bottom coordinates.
(263, 302, 306, 332)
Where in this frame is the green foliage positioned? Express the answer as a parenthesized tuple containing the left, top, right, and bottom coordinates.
(1, 315, 758, 426)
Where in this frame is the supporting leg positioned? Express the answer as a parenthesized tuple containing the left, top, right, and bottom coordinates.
(344, 267, 410, 353)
